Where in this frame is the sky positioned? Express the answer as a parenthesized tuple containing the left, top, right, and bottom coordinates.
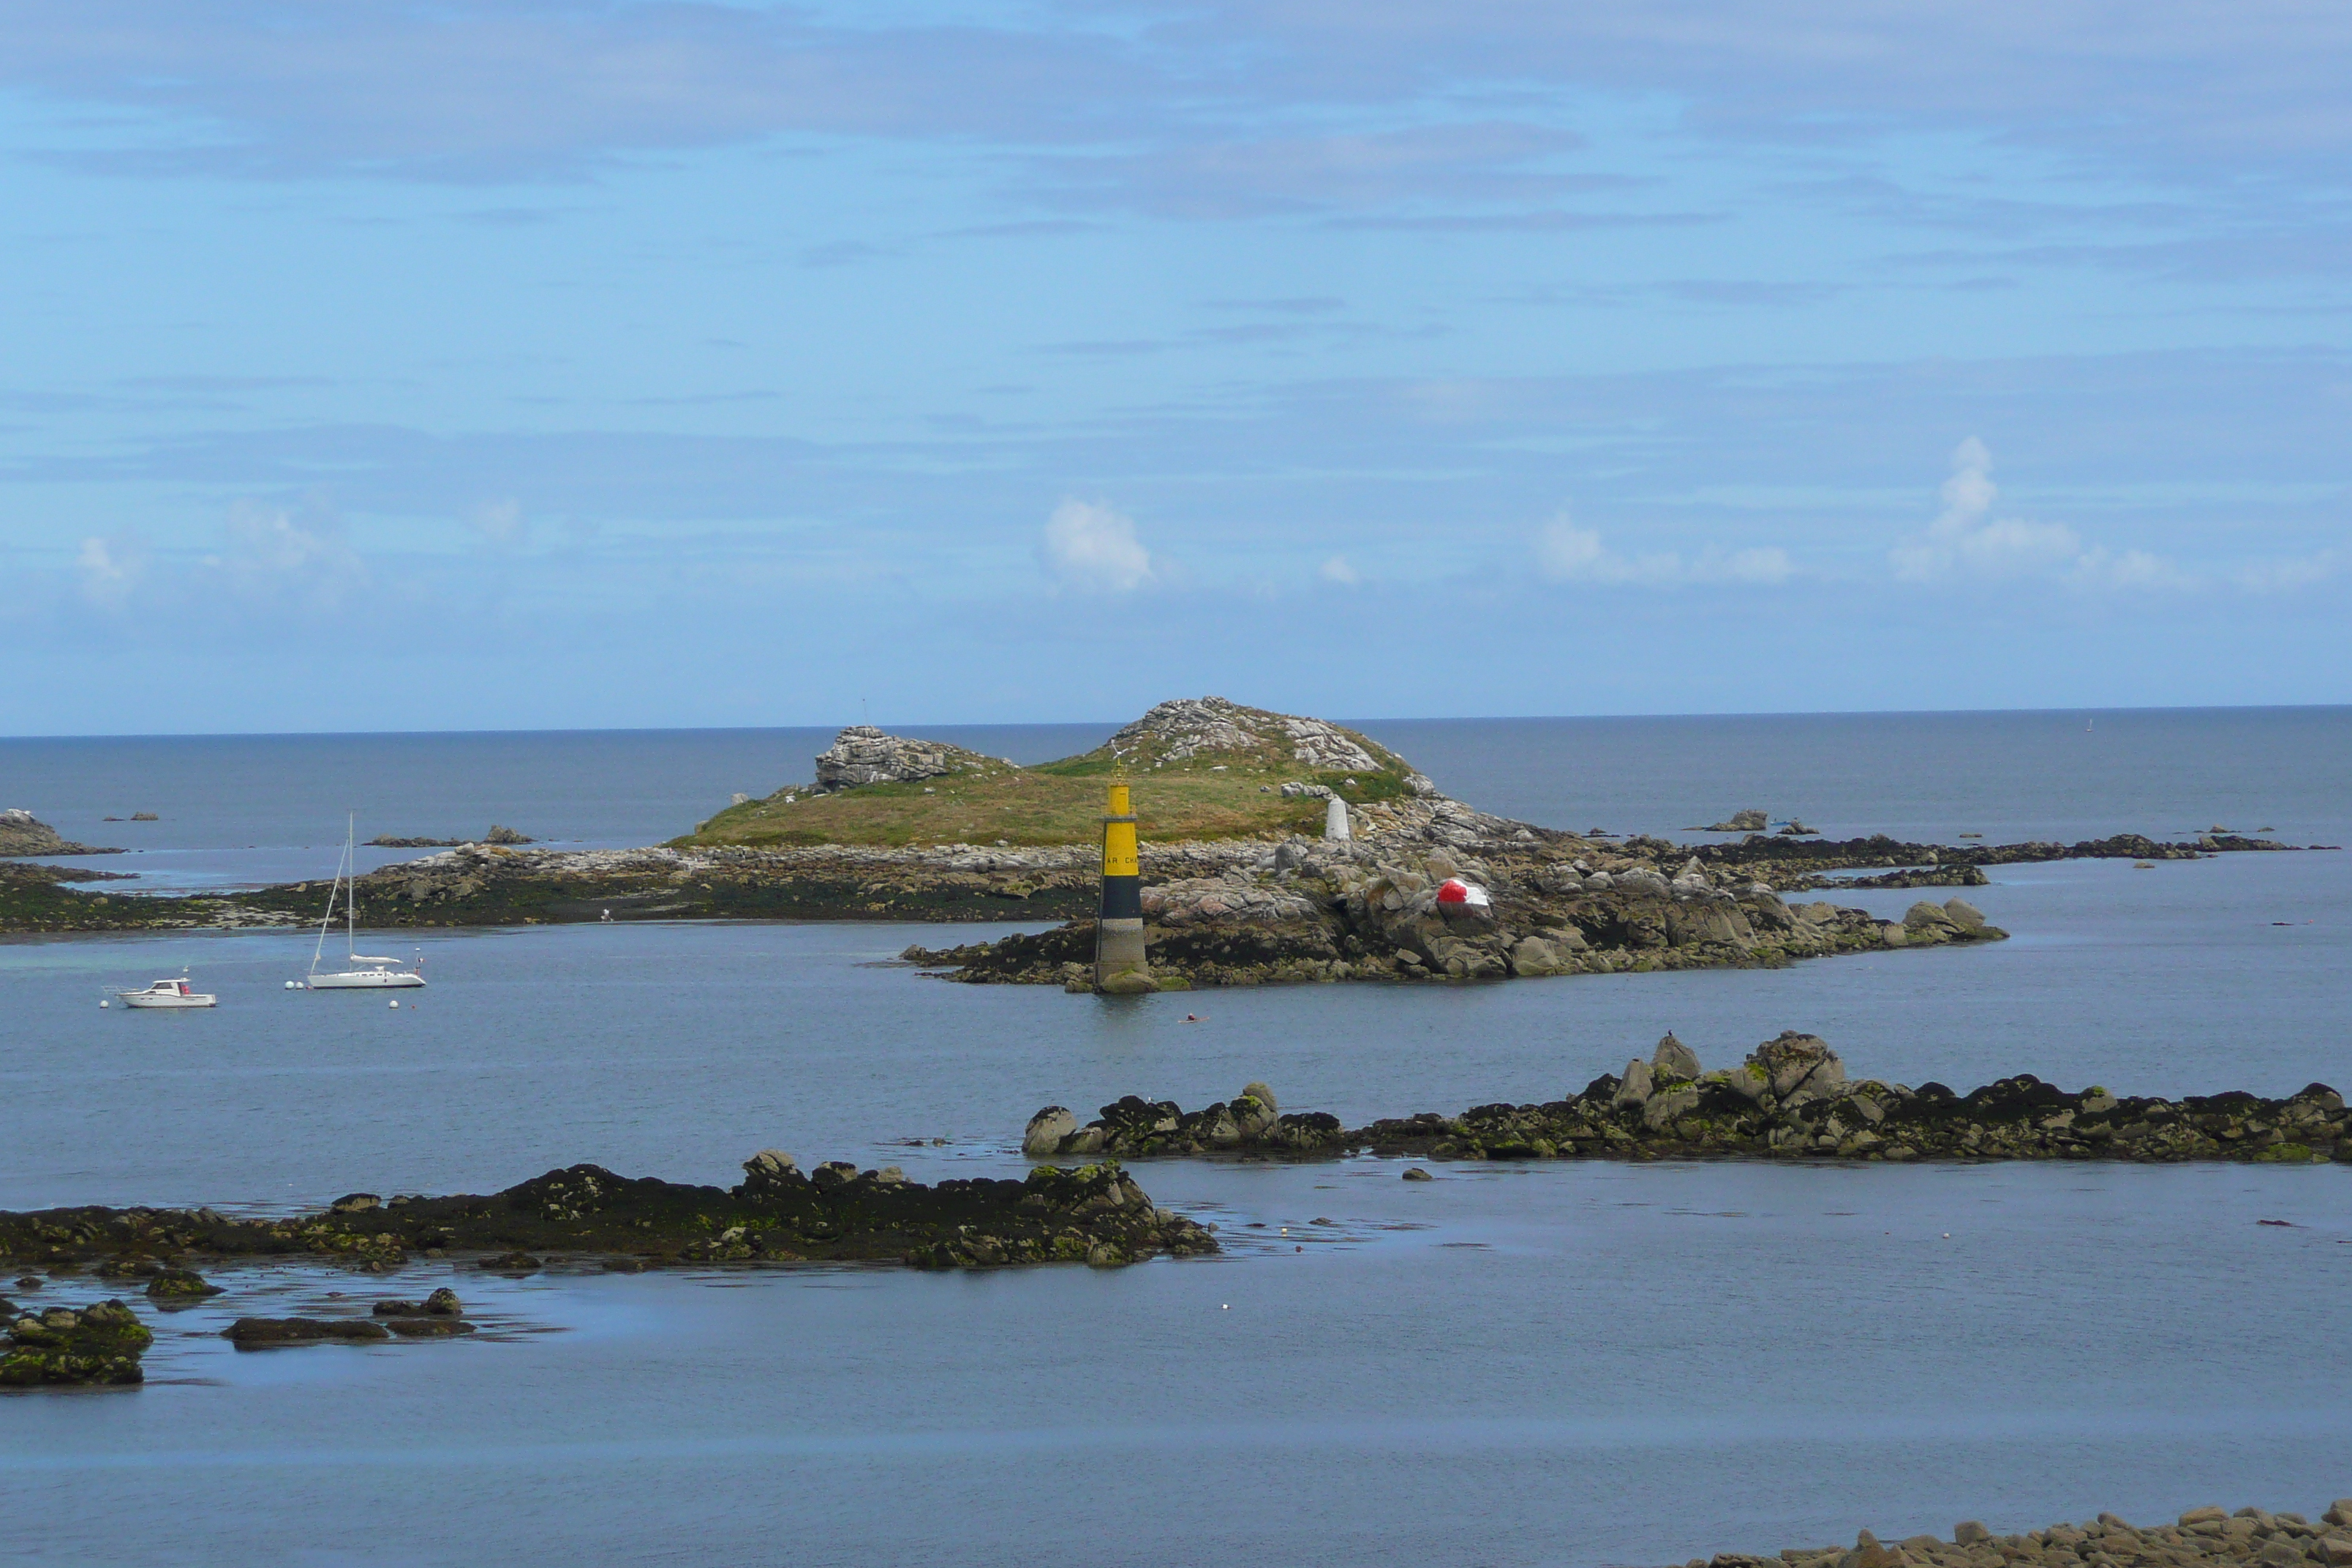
(1, 0, 2347, 734)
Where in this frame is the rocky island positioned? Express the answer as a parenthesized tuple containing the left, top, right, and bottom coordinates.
(1022, 1033, 2351, 1164)
(0, 701, 2326, 990)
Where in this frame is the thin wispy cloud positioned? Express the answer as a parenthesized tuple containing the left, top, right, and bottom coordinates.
(1536, 514, 1793, 587)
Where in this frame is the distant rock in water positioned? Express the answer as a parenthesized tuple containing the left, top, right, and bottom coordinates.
(367, 826, 535, 849)
(1688, 809, 1768, 832)
(0, 809, 120, 858)
(129, 812, 158, 822)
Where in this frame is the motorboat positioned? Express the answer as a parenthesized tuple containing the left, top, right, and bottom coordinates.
(302, 815, 426, 991)
(116, 975, 216, 1009)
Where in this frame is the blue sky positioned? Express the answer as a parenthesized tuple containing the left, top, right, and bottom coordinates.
(1, 0, 2346, 733)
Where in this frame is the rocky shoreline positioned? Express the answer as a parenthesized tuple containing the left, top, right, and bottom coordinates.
(1655, 1503, 2352, 1568)
(1022, 1035, 2350, 1164)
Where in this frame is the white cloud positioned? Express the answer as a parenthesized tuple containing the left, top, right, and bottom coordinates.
(1536, 512, 1790, 587)
(1319, 554, 1361, 586)
(1041, 498, 1156, 592)
(1891, 438, 2190, 589)
(75, 535, 140, 610)
(219, 496, 368, 608)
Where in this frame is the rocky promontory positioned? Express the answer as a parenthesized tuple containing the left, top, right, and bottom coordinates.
(0, 1154, 1215, 1286)
(1023, 1034, 2350, 1164)
(0, 807, 118, 858)
(1652, 1502, 2352, 1568)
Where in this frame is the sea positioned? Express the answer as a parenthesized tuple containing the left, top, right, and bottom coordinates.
(3, 708, 2350, 1568)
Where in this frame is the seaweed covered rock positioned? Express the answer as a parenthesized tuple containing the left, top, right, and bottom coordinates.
(0, 1156, 1220, 1277)
(1, 1297, 153, 1385)
(1058, 1037, 2352, 1166)
(1023, 1085, 1349, 1159)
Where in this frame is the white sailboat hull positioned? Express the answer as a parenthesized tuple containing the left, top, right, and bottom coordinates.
(306, 969, 426, 990)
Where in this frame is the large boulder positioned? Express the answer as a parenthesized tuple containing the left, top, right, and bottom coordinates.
(1612, 1058, 1654, 1107)
(1651, 1033, 1702, 1081)
(1747, 1031, 1847, 1104)
(1022, 1108, 1078, 1158)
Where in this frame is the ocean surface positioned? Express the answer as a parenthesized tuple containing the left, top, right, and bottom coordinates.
(4, 708, 2351, 1567)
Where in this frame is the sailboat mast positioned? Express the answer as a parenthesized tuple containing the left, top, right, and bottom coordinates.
(345, 813, 358, 960)
(310, 830, 339, 976)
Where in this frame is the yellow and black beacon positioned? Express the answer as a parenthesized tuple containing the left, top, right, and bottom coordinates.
(1093, 780, 1153, 993)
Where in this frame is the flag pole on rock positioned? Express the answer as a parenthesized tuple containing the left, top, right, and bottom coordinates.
(1093, 780, 1153, 994)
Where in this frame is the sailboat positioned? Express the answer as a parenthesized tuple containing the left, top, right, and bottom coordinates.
(302, 815, 426, 990)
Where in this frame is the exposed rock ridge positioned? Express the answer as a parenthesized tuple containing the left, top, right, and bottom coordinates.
(0, 1155, 1216, 1279)
(1025, 1036, 2351, 1164)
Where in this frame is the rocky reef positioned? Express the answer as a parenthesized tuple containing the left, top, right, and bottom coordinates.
(0, 1155, 1215, 1280)
(0, 807, 119, 858)
(1024, 1083, 1348, 1159)
(909, 829, 2012, 987)
(1025, 1034, 2350, 1164)
(1667, 1502, 2352, 1568)
(1, 1296, 153, 1386)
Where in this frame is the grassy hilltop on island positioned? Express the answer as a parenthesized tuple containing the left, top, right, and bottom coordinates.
(680, 697, 1425, 850)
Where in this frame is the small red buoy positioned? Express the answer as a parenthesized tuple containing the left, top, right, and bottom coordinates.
(1434, 878, 1490, 910)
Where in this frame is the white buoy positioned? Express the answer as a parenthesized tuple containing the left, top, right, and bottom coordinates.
(99, 999, 109, 1008)
(284, 979, 297, 990)
(388, 999, 399, 1009)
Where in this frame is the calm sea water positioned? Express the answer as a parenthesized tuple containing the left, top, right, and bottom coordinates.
(4, 709, 2351, 1567)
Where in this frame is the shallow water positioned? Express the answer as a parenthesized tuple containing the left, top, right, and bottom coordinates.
(4, 709, 2351, 1566)
(8, 1158, 2351, 1568)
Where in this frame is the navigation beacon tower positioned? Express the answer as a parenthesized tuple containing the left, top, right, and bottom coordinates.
(1093, 780, 1153, 992)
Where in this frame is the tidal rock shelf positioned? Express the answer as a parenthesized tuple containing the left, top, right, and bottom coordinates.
(1677, 1503, 2352, 1568)
(1024, 1035, 2351, 1164)
(0, 1156, 1215, 1288)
